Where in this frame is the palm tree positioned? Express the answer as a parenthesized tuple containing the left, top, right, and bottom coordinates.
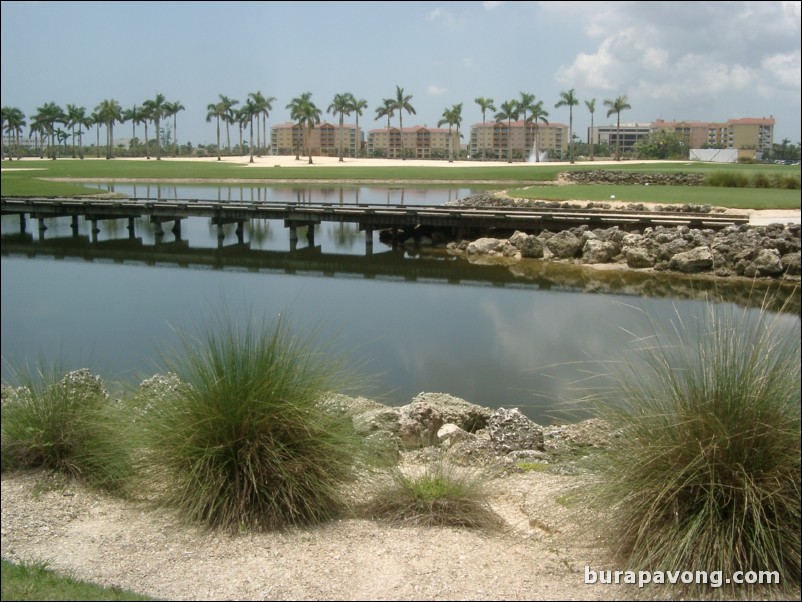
(123, 105, 146, 157)
(143, 93, 167, 160)
(474, 97, 495, 160)
(328, 93, 353, 162)
(299, 97, 322, 164)
(241, 97, 259, 164)
(438, 103, 463, 162)
(286, 92, 313, 161)
(248, 91, 275, 156)
(95, 98, 122, 159)
(349, 97, 368, 158)
(585, 98, 596, 161)
(219, 95, 238, 155)
(65, 104, 84, 158)
(604, 95, 631, 161)
(90, 110, 102, 158)
(518, 92, 535, 161)
(35, 102, 65, 160)
(374, 98, 395, 158)
(2, 107, 26, 161)
(495, 100, 518, 163)
(555, 89, 579, 163)
(529, 100, 549, 162)
(205, 96, 229, 161)
(164, 100, 185, 157)
(391, 85, 416, 160)
(67, 105, 91, 159)
(234, 106, 249, 156)
(140, 103, 154, 159)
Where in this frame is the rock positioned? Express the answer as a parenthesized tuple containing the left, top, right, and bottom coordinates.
(667, 246, 713, 272)
(436, 423, 473, 447)
(488, 407, 544, 453)
(409, 392, 492, 432)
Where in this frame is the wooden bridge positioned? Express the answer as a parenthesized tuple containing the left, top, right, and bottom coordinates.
(1, 196, 749, 250)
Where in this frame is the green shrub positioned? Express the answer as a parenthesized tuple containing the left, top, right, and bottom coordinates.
(590, 295, 801, 598)
(136, 313, 368, 532)
(1, 366, 133, 491)
(362, 456, 504, 529)
(705, 171, 749, 188)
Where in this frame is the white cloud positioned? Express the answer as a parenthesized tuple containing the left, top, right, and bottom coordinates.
(483, 1, 505, 9)
(427, 85, 447, 96)
(762, 51, 802, 89)
(426, 7, 445, 21)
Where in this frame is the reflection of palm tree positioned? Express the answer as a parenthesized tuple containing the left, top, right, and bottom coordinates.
(604, 95, 631, 161)
(474, 97, 495, 160)
(494, 101, 518, 163)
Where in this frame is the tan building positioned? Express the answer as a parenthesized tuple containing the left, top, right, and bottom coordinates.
(652, 120, 712, 149)
(707, 117, 775, 157)
(469, 121, 568, 161)
(270, 122, 363, 157)
(367, 126, 455, 159)
(590, 116, 775, 158)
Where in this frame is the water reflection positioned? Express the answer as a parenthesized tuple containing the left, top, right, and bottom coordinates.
(83, 183, 477, 207)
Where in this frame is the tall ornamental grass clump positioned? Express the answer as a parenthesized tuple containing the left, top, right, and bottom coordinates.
(592, 296, 801, 598)
(137, 314, 367, 532)
(1, 366, 133, 491)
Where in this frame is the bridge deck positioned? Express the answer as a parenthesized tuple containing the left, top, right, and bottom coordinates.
(1, 196, 749, 234)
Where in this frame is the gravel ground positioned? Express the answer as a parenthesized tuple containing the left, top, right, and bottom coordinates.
(1, 468, 625, 601)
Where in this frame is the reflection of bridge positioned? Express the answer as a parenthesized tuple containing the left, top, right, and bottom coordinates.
(1, 197, 749, 252)
(2, 232, 797, 314)
(0, 232, 549, 288)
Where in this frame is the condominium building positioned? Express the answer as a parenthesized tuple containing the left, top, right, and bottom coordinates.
(270, 122, 364, 157)
(590, 116, 775, 158)
(366, 126, 455, 159)
(469, 121, 568, 161)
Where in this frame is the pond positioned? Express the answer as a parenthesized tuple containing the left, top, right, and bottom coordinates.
(2, 185, 798, 424)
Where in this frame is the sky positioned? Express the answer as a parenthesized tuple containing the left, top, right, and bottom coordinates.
(2, 1, 800, 147)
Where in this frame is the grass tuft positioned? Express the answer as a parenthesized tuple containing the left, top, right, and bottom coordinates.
(135, 312, 368, 532)
(589, 291, 801, 598)
(1, 364, 134, 491)
(362, 456, 505, 530)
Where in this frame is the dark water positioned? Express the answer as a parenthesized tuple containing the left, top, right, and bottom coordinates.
(2, 185, 798, 424)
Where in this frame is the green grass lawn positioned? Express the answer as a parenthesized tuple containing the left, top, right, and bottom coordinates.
(1, 558, 155, 601)
(1, 158, 799, 209)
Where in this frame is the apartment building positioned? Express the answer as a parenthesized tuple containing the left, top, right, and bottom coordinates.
(270, 122, 363, 157)
(366, 126, 455, 159)
(590, 117, 775, 158)
(469, 121, 568, 161)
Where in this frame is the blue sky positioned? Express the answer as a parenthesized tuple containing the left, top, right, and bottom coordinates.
(2, 1, 800, 146)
